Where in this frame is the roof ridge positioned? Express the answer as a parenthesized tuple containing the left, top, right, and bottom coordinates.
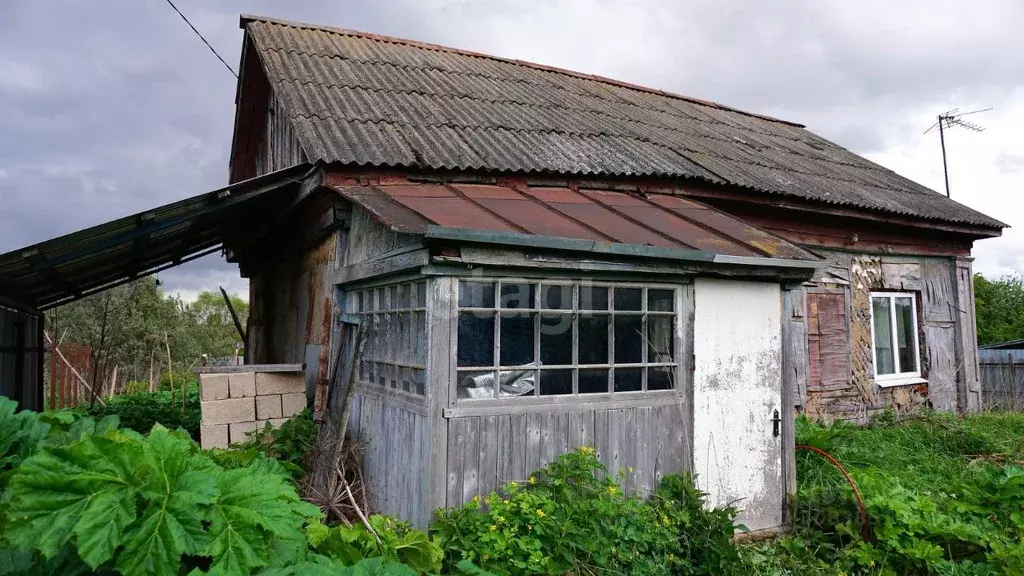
(240, 13, 806, 129)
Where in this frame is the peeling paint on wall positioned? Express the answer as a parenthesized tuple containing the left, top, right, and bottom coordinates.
(693, 278, 783, 532)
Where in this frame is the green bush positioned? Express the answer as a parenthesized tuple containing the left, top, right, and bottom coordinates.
(81, 384, 200, 439)
(122, 380, 150, 395)
(157, 370, 196, 391)
(432, 446, 740, 576)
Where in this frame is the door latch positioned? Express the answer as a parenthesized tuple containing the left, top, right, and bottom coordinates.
(771, 409, 781, 438)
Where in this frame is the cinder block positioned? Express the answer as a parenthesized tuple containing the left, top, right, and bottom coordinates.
(201, 424, 229, 449)
(256, 372, 306, 395)
(200, 374, 229, 401)
(281, 392, 307, 418)
(229, 372, 256, 398)
(256, 394, 283, 420)
(229, 421, 258, 444)
(201, 398, 255, 425)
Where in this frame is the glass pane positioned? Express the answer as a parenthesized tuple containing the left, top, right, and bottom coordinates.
(541, 284, 572, 310)
(540, 313, 572, 365)
(540, 369, 572, 395)
(398, 284, 411, 309)
(412, 369, 426, 395)
(613, 288, 642, 311)
(580, 286, 609, 310)
(356, 291, 365, 313)
(579, 369, 609, 394)
(376, 288, 385, 311)
(500, 282, 535, 309)
(648, 289, 674, 312)
(872, 297, 895, 375)
(377, 362, 387, 387)
(415, 281, 427, 308)
(389, 285, 399, 310)
(614, 316, 643, 363)
(647, 317, 674, 362)
(366, 362, 375, 385)
(500, 313, 535, 366)
(614, 368, 642, 392)
(457, 312, 494, 367)
(366, 290, 375, 312)
(400, 366, 411, 393)
(578, 315, 609, 364)
(895, 297, 916, 373)
(459, 281, 495, 308)
(457, 370, 497, 399)
(414, 312, 427, 364)
(648, 366, 674, 390)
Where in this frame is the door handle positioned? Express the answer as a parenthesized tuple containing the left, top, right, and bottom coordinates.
(771, 409, 781, 438)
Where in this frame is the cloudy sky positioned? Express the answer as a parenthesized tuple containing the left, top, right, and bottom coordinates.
(1, 0, 1021, 301)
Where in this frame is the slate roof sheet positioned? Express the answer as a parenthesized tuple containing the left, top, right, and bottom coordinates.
(243, 15, 1004, 229)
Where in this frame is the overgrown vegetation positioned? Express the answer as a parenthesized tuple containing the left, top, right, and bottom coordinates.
(78, 382, 201, 439)
(433, 446, 741, 576)
(974, 272, 1024, 346)
(742, 410, 1024, 575)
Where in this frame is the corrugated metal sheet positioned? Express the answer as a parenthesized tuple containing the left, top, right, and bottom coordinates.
(0, 164, 313, 311)
(243, 15, 1003, 230)
(327, 177, 817, 261)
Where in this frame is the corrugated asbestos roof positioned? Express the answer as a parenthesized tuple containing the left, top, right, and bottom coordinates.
(242, 15, 1004, 230)
(0, 165, 312, 311)
(327, 176, 819, 263)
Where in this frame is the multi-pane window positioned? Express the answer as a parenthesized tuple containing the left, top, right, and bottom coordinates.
(456, 280, 679, 400)
(349, 281, 428, 396)
(870, 292, 920, 381)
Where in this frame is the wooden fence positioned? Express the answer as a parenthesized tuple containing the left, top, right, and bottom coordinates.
(47, 342, 94, 410)
(979, 349, 1024, 411)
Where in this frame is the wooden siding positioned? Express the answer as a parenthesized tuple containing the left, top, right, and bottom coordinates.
(443, 403, 690, 507)
(800, 250, 976, 420)
(347, 392, 431, 527)
(254, 91, 307, 177)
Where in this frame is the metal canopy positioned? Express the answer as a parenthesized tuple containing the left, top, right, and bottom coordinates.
(0, 164, 313, 312)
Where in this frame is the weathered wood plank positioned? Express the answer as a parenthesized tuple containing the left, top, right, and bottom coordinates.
(427, 277, 454, 516)
(496, 414, 513, 484)
(446, 417, 467, 507)
(510, 413, 528, 482)
(525, 412, 543, 475)
(478, 415, 498, 497)
(462, 417, 481, 504)
(567, 411, 583, 450)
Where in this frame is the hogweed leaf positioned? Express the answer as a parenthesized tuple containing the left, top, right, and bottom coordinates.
(5, 434, 140, 566)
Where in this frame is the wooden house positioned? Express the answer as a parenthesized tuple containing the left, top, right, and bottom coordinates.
(225, 15, 1005, 530)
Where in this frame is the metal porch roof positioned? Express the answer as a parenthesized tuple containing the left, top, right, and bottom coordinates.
(327, 177, 819, 266)
(0, 164, 313, 312)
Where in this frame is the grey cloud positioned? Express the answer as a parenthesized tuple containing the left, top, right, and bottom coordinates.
(1, 0, 1021, 295)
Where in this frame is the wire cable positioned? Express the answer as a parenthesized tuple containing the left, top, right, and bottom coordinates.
(162, 0, 237, 78)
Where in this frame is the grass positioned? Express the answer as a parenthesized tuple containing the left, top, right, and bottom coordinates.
(740, 409, 1024, 575)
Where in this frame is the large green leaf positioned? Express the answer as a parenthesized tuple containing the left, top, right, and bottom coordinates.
(5, 433, 140, 566)
(116, 427, 217, 576)
(203, 467, 320, 575)
(258, 556, 418, 576)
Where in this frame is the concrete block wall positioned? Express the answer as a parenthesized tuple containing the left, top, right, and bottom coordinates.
(199, 367, 306, 449)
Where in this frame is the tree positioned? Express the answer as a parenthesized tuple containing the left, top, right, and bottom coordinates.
(973, 273, 1024, 346)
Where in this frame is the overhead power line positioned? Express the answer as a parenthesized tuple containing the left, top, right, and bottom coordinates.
(162, 0, 237, 78)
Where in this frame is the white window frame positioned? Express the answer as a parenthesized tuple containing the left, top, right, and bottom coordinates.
(869, 291, 922, 386)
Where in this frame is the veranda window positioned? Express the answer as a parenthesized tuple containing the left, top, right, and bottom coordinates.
(456, 280, 680, 400)
(870, 292, 920, 382)
(349, 280, 428, 396)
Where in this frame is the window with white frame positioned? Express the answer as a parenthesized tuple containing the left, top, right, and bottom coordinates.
(348, 280, 428, 396)
(870, 292, 920, 381)
(455, 279, 679, 400)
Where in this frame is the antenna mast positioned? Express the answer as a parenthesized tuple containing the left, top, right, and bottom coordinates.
(924, 108, 991, 198)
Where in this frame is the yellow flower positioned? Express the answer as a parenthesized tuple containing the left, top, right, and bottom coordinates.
(527, 524, 533, 531)
(529, 475, 536, 485)
(496, 515, 505, 523)
(608, 485, 618, 494)
(472, 495, 480, 503)
(482, 554, 489, 561)
(536, 509, 545, 518)
(502, 499, 509, 505)
(509, 481, 517, 487)
(489, 524, 497, 532)
(627, 466, 633, 473)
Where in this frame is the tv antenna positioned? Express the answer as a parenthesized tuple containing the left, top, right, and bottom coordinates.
(924, 107, 991, 198)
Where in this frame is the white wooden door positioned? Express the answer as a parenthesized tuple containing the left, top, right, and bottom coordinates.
(692, 278, 783, 531)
